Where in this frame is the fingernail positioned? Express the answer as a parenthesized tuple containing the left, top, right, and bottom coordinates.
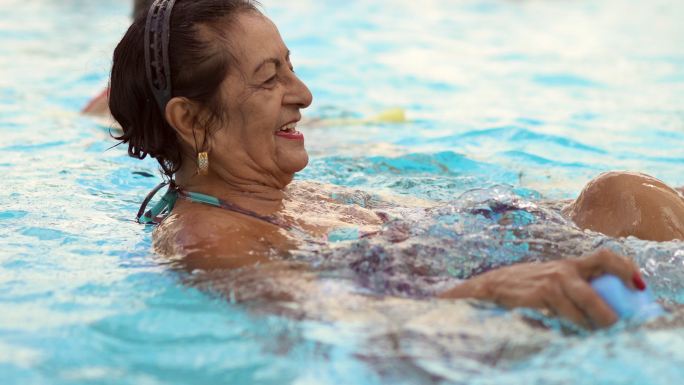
(632, 272, 647, 291)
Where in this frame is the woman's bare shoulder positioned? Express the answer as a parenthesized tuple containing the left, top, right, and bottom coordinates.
(153, 202, 294, 271)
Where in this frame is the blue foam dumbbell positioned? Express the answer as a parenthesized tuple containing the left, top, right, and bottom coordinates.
(590, 274, 665, 322)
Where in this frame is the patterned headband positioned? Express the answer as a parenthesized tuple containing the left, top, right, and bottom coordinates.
(144, 0, 177, 115)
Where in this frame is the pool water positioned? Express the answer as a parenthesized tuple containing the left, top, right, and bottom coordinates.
(2, 0, 684, 384)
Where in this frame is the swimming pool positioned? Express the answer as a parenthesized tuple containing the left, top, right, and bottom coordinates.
(2, 0, 684, 383)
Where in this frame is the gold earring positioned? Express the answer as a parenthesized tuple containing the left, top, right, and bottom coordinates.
(197, 152, 209, 176)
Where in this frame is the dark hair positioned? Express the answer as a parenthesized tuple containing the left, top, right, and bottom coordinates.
(132, 0, 155, 18)
(110, 0, 260, 178)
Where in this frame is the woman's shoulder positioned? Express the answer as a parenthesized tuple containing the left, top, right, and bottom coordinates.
(153, 201, 294, 271)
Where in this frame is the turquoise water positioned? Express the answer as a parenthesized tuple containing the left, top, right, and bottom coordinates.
(2, 0, 684, 384)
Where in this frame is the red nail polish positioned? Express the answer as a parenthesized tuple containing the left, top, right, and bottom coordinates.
(632, 272, 646, 291)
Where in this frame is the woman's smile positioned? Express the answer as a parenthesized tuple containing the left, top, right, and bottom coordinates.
(275, 120, 304, 141)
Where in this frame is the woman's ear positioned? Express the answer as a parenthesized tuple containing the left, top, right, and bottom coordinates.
(165, 97, 204, 147)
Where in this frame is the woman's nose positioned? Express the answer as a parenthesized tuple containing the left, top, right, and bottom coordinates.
(284, 73, 313, 109)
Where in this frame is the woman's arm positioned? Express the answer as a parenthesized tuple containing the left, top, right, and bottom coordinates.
(440, 249, 643, 329)
(163, 190, 644, 329)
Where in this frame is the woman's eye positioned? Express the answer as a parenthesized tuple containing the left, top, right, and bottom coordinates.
(264, 75, 277, 85)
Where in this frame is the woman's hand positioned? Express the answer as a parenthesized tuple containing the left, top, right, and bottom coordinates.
(440, 249, 645, 329)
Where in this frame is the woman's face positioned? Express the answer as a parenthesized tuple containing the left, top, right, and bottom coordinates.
(208, 12, 313, 188)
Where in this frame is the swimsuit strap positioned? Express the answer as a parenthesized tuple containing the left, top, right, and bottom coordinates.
(137, 181, 177, 224)
(136, 182, 291, 229)
(176, 189, 291, 229)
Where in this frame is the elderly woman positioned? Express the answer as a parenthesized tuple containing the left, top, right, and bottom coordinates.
(109, 0, 679, 329)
